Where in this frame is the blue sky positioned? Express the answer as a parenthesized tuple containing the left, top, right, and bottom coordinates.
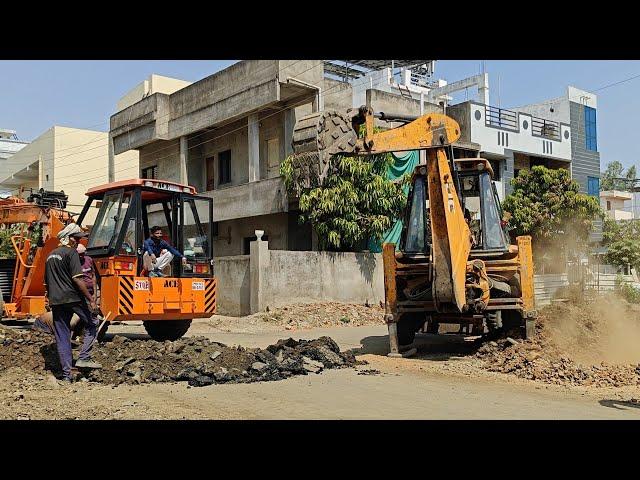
(1, 60, 639, 173)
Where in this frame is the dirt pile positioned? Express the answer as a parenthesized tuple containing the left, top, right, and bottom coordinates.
(0, 325, 361, 387)
(209, 302, 384, 331)
(476, 294, 640, 387)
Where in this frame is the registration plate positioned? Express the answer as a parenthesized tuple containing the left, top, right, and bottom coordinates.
(192, 281, 205, 291)
(134, 279, 150, 290)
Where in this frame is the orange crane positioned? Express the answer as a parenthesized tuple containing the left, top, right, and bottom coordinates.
(0, 190, 72, 319)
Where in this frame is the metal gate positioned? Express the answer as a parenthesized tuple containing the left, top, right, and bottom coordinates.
(0, 258, 15, 302)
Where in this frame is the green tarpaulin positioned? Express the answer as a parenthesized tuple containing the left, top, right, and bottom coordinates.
(368, 150, 420, 252)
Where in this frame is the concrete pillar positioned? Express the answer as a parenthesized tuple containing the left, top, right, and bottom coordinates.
(249, 231, 270, 313)
(38, 154, 44, 189)
(284, 109, 295, 157)
(478, 73, 490, 106)
(108, 133, 115, 182)
(248, 114, 260, 182)
(179, 136, 188, 185)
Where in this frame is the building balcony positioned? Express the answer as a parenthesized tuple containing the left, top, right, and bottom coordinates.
(447, 101, 572, 161)
(200, 176, 288, 223)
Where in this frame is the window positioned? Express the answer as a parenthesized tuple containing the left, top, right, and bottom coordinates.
(585, 106, 597, 151)
(218, 150, 231, 185)
(205, 156, 215, 191)
(141, 165, 158, 179)
(587, 176, 600, 197)
(488, 160, 501, 181)
(607, 200, 611, 211)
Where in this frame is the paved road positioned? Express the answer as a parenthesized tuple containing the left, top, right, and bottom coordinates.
(100, 322, 640, 419)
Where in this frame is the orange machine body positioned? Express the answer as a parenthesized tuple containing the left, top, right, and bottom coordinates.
(0, 195, 72, 319)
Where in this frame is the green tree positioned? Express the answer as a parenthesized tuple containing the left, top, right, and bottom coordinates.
(0, 225, 21, 258)
(603, 218, 640, 272)
(601, 160, 637, 191)
(281, 152, 407, 251)
(502, 166, 603, 268)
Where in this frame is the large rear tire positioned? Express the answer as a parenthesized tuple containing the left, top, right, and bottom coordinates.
(143, 320, 192, 342)
(396, 313, 425, 347)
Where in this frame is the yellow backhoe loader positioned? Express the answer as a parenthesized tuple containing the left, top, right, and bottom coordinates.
(291, 106, 537, 357)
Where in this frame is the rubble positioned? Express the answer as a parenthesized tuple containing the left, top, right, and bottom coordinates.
(476, 295, 640, 388)
(0, 324, 362, 388)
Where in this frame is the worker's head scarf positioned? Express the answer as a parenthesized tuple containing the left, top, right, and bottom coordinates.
(57, 223, 88, 246)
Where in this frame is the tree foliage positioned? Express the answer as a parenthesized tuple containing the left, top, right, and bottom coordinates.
(601, 160, 636, 191)
(281, 152, 407, 251)
(502, 166, 603, 264)
(603, 218, 640, 272)
(0, 225, 22, 258)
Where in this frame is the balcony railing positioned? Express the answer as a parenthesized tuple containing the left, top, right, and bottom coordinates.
(484, 105, 518, 131)
(531, 116, 560, 140)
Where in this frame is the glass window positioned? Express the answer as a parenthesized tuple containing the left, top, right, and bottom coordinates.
(585, 106, 597, 151)
(480, 173, 509, 250)
(141, 165, 158, 179)
(588, 176, 600, 197)
(88, 192, 127, 249)
(182, 198, 211, 263)
(404, 178, 426, 253)
(461, 175, 482, 249)
(218, 150, 231, 185)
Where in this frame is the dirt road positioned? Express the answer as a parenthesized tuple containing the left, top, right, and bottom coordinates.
(2, 319, 639, 419)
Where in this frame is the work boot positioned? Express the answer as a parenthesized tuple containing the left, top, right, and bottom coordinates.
(75, 359, 102, 369)
(59, 377, 73, 385)
(153, 269, 167, 278)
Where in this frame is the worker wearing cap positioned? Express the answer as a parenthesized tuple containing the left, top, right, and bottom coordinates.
(44, 223, 101, 383)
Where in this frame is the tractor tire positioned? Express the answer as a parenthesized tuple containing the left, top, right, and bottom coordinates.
(396, 313, 425, 347)
(0, 286, 4, 319)
(143, 320, 192, 342)
(501, 310, 523, 335)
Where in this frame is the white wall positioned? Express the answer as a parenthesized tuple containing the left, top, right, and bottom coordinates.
(469, 102, 572, 161)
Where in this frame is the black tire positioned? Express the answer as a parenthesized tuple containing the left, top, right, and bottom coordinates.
(501, 310, 523, 333)
(0, 286, 4, 319)
(397, 313, 425, 346)
(143, 320, 192, 341)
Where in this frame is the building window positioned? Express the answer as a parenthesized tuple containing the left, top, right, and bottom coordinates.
(141, 165, 158, 179)
(607, 200, 611, 211)
(587, 176, 600, 197)
(206, 156, 215, 191)
(218, 150, 231, 185)
(488, 160, 501, 181)
(585, 106, 597, 151)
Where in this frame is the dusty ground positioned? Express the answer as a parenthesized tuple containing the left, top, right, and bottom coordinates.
(2, 300, 640, 419)
(205, 302, 384, 332)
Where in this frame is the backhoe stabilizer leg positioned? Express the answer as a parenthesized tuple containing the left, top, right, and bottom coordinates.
(387, 323, 417, 358)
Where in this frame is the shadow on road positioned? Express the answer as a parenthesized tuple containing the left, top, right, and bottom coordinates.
(598, 399, 640, 411)
(351, 332, 481, 361)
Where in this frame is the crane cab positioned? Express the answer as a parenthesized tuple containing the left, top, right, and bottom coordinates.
(77, 179, 216, 341)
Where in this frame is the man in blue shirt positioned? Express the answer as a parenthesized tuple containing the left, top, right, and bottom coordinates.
(142, 226, 188, 277)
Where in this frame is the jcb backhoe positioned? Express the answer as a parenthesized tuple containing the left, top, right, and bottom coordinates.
(290, 106, 537, 357)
